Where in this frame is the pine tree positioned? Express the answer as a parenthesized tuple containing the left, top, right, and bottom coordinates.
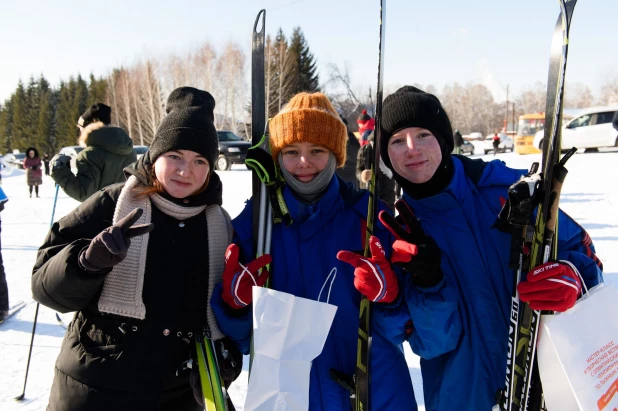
(11, 80, 29, 151)
(37, 89, 54, 153)
(0, 99, 13, 153)
(288, 27, 319, 95)
(55, 80, 77, 149)
(74, 75, 89, 122)
(87, 73, 108, 106)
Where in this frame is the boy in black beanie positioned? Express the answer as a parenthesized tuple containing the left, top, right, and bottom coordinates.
(370, 85, 603, 410)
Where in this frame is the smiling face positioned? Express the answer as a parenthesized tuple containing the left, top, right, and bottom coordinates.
(387, 127, 443, 184)
(153, 150, 210, 198)
(280, 142, 330, 183)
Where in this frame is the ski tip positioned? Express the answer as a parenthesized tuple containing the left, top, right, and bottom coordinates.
(253, 9, 266, 33)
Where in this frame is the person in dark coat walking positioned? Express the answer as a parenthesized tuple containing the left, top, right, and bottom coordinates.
(23, 147, 43, 198)
(335, 115, 361, 188)
(356, 131, 396, 209)
(31, 87, 243, 411)
(492, 132, 501, 155)
(453, 129, 464, 154)
(43, 152, 50, 176)
(51, 103, 137, 202)
(0, 198, 8, 322)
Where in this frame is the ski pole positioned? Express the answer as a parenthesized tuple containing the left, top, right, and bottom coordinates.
(15, 184, 60, 401)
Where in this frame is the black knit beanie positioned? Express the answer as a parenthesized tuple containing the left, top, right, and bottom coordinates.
(149, 87, 219, 168)
(78, 103, 112, 127)
(379, 86, 455, 199)
(379, 86, 453, 170)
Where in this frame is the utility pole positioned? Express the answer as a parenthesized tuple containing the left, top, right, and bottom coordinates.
(512, 102, 515, 135)
(504, 84, 509, 133)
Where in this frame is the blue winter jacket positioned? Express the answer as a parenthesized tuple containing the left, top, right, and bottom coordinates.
(374, 157, 604, 411)
(212, 175, 459, 410)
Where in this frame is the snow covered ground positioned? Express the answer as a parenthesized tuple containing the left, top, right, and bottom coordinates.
(1, 149, 617, 410)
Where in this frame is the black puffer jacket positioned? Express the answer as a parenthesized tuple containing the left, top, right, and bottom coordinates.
(32, 165, 241, 411)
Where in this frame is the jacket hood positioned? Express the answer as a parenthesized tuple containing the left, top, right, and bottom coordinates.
(124, 154, 223, 207)
(80, 123, 134, 156)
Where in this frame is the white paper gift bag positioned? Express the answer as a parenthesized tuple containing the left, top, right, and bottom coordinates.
(244, 287, 337, 411)
(538, 284, 618, 411)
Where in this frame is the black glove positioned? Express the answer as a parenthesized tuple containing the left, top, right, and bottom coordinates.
(78, 208, 154, 272)
(379, 199, 443, 288)
(51, 154, 71, 171)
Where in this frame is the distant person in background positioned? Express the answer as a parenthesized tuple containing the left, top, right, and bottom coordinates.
(356, 131, 396, 210)
(24, 147, 43, 198)
(43, 152, 51, 176)
(0, 192, 7, 322)
(51, 103, 136, 202)
(357, 109, 375, 146)
(335, 115, 361, 188)
(492, 132, 501, 156)
(453, 129, 464, 154)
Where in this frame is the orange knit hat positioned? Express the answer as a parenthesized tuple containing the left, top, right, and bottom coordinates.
(269, 92, 347, 167)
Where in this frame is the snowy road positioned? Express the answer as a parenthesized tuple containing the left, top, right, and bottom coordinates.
(1, 149, 616, 410)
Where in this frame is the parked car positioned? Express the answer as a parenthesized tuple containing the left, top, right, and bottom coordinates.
(59, 146, 84, 159)
(483, 134, 514, 154)
(134, 145, 149, 159)
(466, 132, 484, 141)
(216, 130, 251, 171)
(533, 106, 618, 152)
(461, 141, 475, 155)
(58, 146, 84, 170)
(3, 153, 26, 169)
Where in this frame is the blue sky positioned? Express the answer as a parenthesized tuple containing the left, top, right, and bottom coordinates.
(1, 0, 616, 103)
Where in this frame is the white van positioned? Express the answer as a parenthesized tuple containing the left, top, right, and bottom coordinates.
(533, 107, 618, 151)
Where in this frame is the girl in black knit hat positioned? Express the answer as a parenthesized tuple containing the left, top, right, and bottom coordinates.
(363, 85, 603, 409)
(31, 87, 250, 411)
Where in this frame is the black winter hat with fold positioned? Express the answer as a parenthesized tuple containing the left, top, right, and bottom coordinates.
(78, 103, 112, 127)
(380, 86, 454, 169)
(149, 87, 219, 168)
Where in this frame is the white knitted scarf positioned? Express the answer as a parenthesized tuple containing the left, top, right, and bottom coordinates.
(97, 175, 231, 340)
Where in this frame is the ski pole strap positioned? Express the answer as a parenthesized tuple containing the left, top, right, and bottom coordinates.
(246, 134, 277, 185)
(267, 182, 292, 226)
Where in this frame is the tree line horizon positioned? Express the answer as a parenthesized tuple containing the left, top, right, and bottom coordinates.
(1, 26, 615, 154)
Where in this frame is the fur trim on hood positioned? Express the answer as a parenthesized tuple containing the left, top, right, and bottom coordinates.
(78, 121, 106, 147)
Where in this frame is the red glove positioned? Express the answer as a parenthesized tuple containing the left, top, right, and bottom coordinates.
(337, 236, 399, 303)
(221, 244, 272, 309)
(517, 260, 582, 312)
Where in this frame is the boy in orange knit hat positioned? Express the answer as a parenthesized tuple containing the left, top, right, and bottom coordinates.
(212, 92, 419, 410)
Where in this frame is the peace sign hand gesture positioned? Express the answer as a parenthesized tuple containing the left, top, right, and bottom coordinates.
(79, 208, 154, 273)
